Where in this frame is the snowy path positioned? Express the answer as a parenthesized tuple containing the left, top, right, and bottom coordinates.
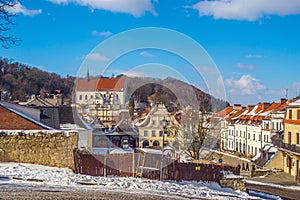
(0, 162, 274, 199)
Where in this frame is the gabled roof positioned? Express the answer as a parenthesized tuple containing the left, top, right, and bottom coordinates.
(286, 99, 300, 107)
(25, 96, 55, 107)
(0, 102, 52, 130)
(225, 107, 246, 121)
(216, 106, 233, 118)
(76, 76, 125, 91)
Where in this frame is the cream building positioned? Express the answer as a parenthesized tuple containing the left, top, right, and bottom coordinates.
(135, 104, 175, 149)
(281, 99, 300, 179)
(74, 76, 126, 127)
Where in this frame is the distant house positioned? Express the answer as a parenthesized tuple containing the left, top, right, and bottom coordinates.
(22, 95, 60, 129)
(59, 105, 92, 149)
(74, 76, 126, 128)
(75, 76, 125, 105)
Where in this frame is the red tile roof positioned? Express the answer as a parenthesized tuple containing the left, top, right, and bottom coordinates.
(76, 76, 125, 91)
(216, 106, 233, 118)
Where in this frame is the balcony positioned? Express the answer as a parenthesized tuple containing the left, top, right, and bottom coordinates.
(272, 137, 300, 154)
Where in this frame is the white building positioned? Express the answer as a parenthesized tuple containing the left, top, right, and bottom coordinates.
(218, 99, 288, 157)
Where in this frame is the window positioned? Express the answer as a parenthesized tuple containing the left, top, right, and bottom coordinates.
(298, 110, 300, 120)
(258, 134, 261, 141)
(144, 130, 148, 137)
(85, 95, 88, 100)
(152, 120, 156, 125)
(79, 95, 82, 100)
(289, 109, 292, 119)
(152, 131, 156, 137)
(253, 133, 255, 140)
(297, 133, 300, 145)
(91, 95, 93, 99)
(248, 133, 250, 139)
(159, 131, 163, 137)
(288, 132, 292, 144)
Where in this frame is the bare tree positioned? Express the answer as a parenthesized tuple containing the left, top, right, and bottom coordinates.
(0, 0, 18, 48)
(184, 108, 209, 160)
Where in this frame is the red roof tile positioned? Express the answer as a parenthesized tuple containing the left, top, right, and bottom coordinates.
(216, 106, 233, 118)
(76, 76, 125, 91)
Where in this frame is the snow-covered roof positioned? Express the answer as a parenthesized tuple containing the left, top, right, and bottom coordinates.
(287, 99, 300, 106)
(92, 147, 133, 154)
(136, 148, 170, 155)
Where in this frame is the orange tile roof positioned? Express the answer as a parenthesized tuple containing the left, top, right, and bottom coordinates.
(225, 108, 246, 120)
(216, 106, 233, 118)
(76, 76, 125, 91)
(75, 79, 98, 91)
(264, 102, 280, 112)
(96, 77, 125, 91)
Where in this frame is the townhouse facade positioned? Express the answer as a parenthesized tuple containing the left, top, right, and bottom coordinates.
(280, 99, 300, 178)
(219, 99, 288, 158)
(135, 104, 172, 149)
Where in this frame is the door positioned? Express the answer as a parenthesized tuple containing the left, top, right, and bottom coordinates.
(287, 156, 292, 174)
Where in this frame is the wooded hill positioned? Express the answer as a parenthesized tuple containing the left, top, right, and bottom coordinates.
(0, 58, 75, 101)
(0, 58, 229, 112)
(126, 76, 229, 112)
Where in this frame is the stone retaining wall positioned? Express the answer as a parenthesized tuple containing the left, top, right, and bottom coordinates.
(0, 131, 78, 170)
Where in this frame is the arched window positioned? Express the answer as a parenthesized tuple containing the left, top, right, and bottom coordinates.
(153, 140, 160, 147)
(142, 140, 149, 148)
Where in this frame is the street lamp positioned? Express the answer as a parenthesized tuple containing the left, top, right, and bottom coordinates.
(160, 117, 168, 181)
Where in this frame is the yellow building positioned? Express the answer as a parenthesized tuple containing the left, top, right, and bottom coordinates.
(282, 99, 300, 180)
(136, 104, 175, 149)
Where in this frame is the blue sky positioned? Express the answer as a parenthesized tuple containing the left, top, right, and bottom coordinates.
(1, 0, 300, 106)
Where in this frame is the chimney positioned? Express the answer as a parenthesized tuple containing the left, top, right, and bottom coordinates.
(248, 105, 255, 112)
(262, 102, 271, 110)
(233, 104, 242, 111)
(280, 98, 287, 104)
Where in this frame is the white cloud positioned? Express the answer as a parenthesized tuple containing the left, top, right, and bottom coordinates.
(124, 70, 146, 77)
(84, 53, 109, 61)
(47, 0, 157, 17)
(235, 63, 256, 70)
(91, 30, 112, 37)
(226, 74, 266, 95)
(192, 0, 300, 21)
(245, 54, 264, 59)
(139, 51, 156, 58)
(6, 2, 42, 16)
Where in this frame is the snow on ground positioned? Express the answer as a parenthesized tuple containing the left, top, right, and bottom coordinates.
(0, 162, 272, 199)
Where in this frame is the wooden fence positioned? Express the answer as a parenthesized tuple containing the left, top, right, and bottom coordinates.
(74, 150, 239, 183)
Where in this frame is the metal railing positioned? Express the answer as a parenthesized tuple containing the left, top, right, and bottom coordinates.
(272, 137, 300, 154)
